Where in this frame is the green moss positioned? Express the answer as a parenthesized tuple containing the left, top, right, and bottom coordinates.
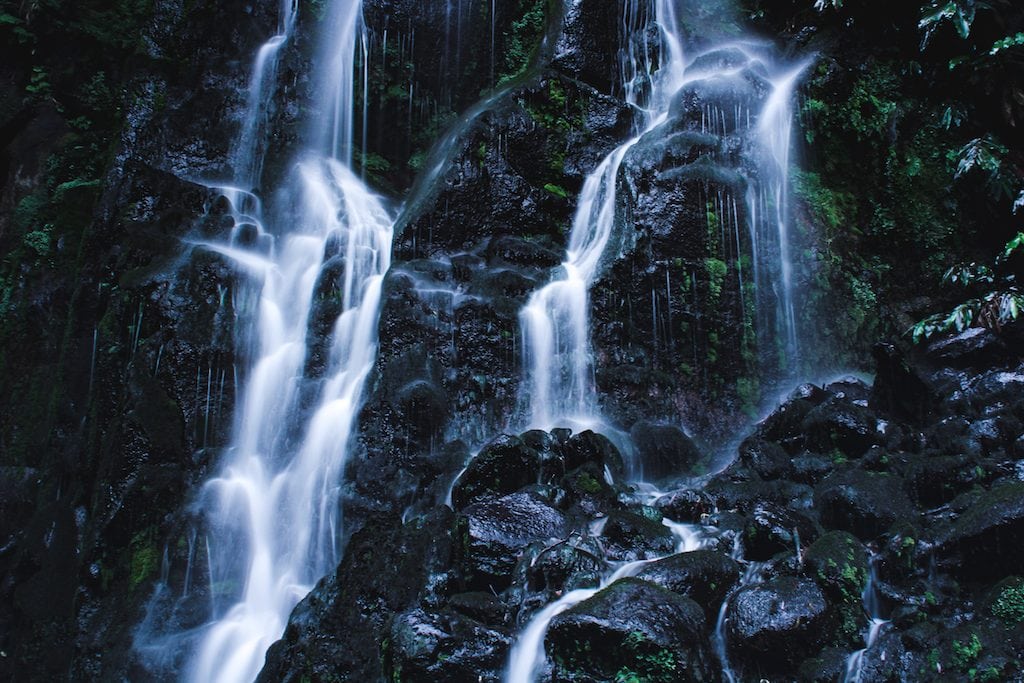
(704, 258, 727, 306)
(544, 183, 569, 198)
(499, 0, 548, 84)
(576, 471, 602, 494)
(951, 633, 982, 671)
(129, 529, 159, 590)
(992, 583, 1024, 624)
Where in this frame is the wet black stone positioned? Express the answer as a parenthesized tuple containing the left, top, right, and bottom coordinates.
(387, 608, 511, 682)
(450, 435, 541, 510)
(456, 492, 569, 592)
(727, 577, 831, 670)
(803, 531, 868, 602)
(547, 578, 716, 682)
(801, 397, 882, 459)
(653, 489, 716, 523)
(815, 469, 914, 540)
(634, 550, 741, 616)
(630, 420, 703, 481)
(743, 502, 819, 561)
(562, 430, 625, 479)
(600, 510, 676, 562)
(934, 482, 1024, 581)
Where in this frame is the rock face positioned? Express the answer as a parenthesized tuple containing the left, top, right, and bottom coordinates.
(3, 0, 1024, 680)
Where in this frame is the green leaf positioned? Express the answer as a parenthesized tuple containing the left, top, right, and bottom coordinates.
(1003, 232, 1024, 260)
(990, 32, 1024, 56)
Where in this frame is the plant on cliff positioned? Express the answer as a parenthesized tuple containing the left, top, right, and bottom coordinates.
(911, 231, 1023, 341)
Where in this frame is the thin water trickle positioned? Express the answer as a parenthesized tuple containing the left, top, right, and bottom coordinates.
(505, 520, 706, 683)
(843, 553, 890, 683)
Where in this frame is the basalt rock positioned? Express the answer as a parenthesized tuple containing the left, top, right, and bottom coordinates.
(815, 469, 915, 540)
(547, 578, 717, 682)
(726, 577, 831, 671)
(634, 550, 741, 617)
(630, 420, 703, 482)
(455, 492, 569, 592)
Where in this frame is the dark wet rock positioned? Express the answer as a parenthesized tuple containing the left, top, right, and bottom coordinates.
(934, 482, 1024, 581)
(456, 492, 569, 592)
(927, 327, 1011, 367)
(448, 592, 507, 626)
(600, 510, 675, 562)
(386, 608, 511, 682)
(790, 453, 835, 485)
(653, 489, 716, 523)
(756, 385, 831, 448)
(630, 421, 703, 481)
(562, 430, 625, 479)
(823, 376, 872, 403)
(796, 647, 853, 683)
(870, 342, 937, 424)
(528, 540, 605, 594)
(900, 452, 980, 508)
(815, 469, 914, 540)
(955, 366, 1024, 414)
(451, 435, 541, 510)
(706, 477, 815, 515)
(803, 531, 868, 603)
(743, 502, 819, 561)
(395, 379, 449, 445)
(737, 436, 794, 480)
(547, 578, 716, 682)
(801, 397, 882, 459)
(551, 0, 624, 94)
(727, 577, 830, 670)
(259, 510, 455, 682)
(634, 550, 740, 616)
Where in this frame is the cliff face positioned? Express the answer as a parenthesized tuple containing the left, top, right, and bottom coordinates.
(0, 0, 1022, 680)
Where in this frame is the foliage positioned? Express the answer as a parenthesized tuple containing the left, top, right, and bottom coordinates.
(499, 0, 548, 84)
(911, 232, 1024, 342)
(950, 633, 982, 671)
(992, 582, 1024, 623)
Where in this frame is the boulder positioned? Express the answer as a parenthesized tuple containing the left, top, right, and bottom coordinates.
(801, 397, 882, 459)
(600, 510, 676, 562)
(387, 608, 510, 682)
(456, 492, 569, 591)
(815, 470, 914, 540)
(803, 531, 868, 604)
(634, 550, 740, 616)
(726, 577, 830, 670)
(743, 502, 819, 561)
(630, 421, 703, 481)
(653, 489, 715, 523)
(934, 482, 1024, 581)
(451, 435, 540, 509)
(547, 578, 716, 682)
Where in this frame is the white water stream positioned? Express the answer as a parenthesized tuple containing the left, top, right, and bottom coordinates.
(505, 520, 706, 683)
(138, 1, 394, 682)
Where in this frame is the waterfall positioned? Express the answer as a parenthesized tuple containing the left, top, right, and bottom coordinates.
(518, 3, 809, 432)
(518, 0, 687, 433)
(136, 2, 394, 682)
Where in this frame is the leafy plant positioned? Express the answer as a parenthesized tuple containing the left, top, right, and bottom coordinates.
(911, 231, 1024, 341)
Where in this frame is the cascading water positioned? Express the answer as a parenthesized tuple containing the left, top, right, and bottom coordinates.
(518, 0, 685, 434)
(518, 2, 809, 435)
(843, 553, 890, 683)
(508, 3, 810, 681)
(505, 520, 706, 683)
(136, 2, 393, 682)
